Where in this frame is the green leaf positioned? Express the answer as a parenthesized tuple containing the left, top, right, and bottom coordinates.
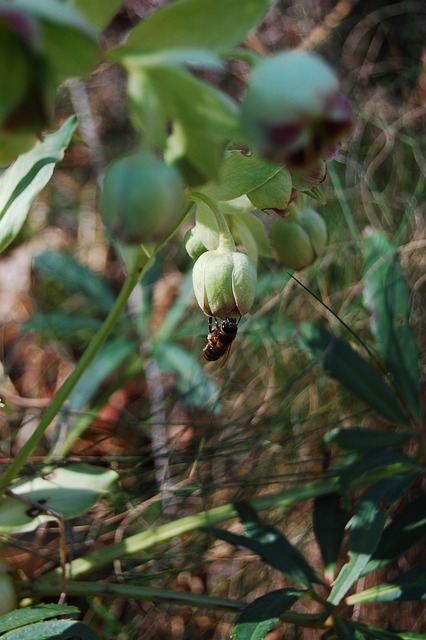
(0, 605, 79, 634)
(153, 341, 219, 410)
(366, 493, 426, 572)
(201, 150, 280, 202)
(211, 503, 321, 588)
(70, 0, 122, 29)
(0, 619, 100, 640)
(295, 323, 407, 425)
(12, 0, 99, 80)
(68, 338, 138, 412)
(229, 212, 273, 262)
(363, 231, 421, 422)
(338, 451, 419, 496)
(21, 312, 103, 338)
(351, 622, 426, 640)
(313, 494, 348, 580)
(0, 463, 118, 533)
(233, 589, 304, 640)
(322, 427, 415, 452)
(33, 250, 116, 312)
(328, 486, 388, 605)
(125, 0, 273, 52)
(333, 616, 365, 640)
(0, 116, 78, 253)
(346, 562, 426, 604)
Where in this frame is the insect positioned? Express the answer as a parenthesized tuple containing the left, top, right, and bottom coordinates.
(202, 316, 239, 364)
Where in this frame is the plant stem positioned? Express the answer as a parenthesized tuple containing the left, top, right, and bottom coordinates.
(190, 192, 236, 251)
(0, 248, 150, 494)
(25, 580, 243, 612)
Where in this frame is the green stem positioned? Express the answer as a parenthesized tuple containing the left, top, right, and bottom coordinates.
(37, 478, 339, 586)
(190, 192, 236, 251)
(0, 248, 150, 494)
(24, 580, 243, 612)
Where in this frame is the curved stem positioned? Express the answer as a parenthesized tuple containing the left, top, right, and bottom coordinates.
(190, 192, 236, 251)
(0, 247, 150, 494)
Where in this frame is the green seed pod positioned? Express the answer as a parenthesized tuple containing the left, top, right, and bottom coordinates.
(192, 248, 257, 318)
(100, 151, 185, 245)
(247, 167, 292, 212)
(270, 206, 327, 270)
(241, 51, 353, 168)
(184, 226, 207, 260)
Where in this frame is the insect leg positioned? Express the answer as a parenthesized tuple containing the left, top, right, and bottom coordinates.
(208, 316, 214, 333)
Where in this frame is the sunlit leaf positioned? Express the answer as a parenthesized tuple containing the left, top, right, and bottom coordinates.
(0, 619, 100, 640)
(346, 562, 426, 604)
(0, 116, 78, 253)
(0, 464, 118, 533)
(295, 323, 407, 425)
(124, 0, 273, 52)
(233, 589, 304, 640)
(0, 605, 79, 634)
(363, 231, 421, 422)
(70, 0, 122, 29)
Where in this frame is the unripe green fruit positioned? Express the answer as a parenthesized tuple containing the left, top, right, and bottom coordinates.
(241, 51, 352, 167)
(184, 226, 207, 260)
(100, 151, 185, 244)
(247, 168, 292, 212)
(270, 207, 327, 270)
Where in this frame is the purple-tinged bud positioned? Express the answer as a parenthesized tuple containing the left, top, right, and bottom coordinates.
(247, 167, 292, 213)
(192, 248, 257, 318)
(241, 51, 353, 168)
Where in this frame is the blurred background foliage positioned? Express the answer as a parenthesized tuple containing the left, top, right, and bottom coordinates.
(0, 1, 425, 638)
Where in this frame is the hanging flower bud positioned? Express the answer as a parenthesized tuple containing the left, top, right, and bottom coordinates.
(184, 226, 207, 260)
(100, 150, 185, 245)
(192, 247, 257, 318)
(241, 51, 353, 168)
(247, 167, 293, 213)
(270, 206, 327, 270)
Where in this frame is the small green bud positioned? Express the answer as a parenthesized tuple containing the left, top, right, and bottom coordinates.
(241, 51, 353, 167)
(100, 151, 185, 244)
(192, 248, 257, 318)
(184, 226, 207, 260)
(247, 167, 292, 213)
(270, 206, 327, 270)
(0, 560, 17, 615)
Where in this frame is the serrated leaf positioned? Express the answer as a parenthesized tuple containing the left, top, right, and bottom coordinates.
(0, 619, 100, 640)
(363, 231, 421, 422)
(295, 323, 407, 425)
(233, 589, 304, 640)
(201, 151, 281, 202)
(313, 494, 348, 580)
(211, 505, 321, 588)
(0, 605, 79, 634)
(322, 427, 415, 452)
(346, 562, 426, 604)
(33, 250, 116, 312)
(125, 0, 273, 52)
(0, 116, 78, 253)
(0, 464, 118, 533)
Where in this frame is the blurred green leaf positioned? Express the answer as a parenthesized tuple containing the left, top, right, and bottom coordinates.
(363, 231, 421, 423)
(0, 619, 100, 639)
(233, 588, 304, 640)
(346, 562, 426, 604)
(211, 503, 321, 588)
(337, 451, 419, 496)
(33, 250, 116, 312)
(22, 312, 103, 338)
(333, 616, 365, 640)
(323, 427, 415, 452)
(295, 323, 407, 425)
(70, 0, 122, 29)
(201, 150, 280, 202)
(124, 0, 272, 52)
(153, 341, 219, 409)
(0, 116, 77, 253)
(313, 493, 348, 580)
(0, 464, 118, 533)
(68, 337, 137, 412)
(350, 622, 426, 640)
(0, 605, 79, 634)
